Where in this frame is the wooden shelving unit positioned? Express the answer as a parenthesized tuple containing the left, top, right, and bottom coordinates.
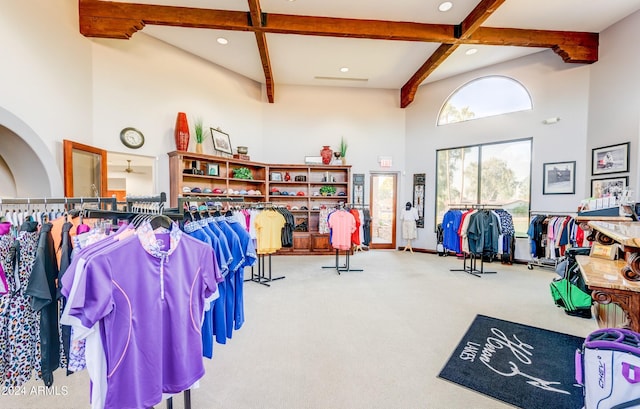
(168, 151, 268, 208)
(267, 164, 351, 254)
(168, 152, 351, 254)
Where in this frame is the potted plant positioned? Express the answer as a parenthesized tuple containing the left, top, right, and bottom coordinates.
(320, 185, 336, 196)
(194, 117, 204, 153)
(339, 137, 348, 165)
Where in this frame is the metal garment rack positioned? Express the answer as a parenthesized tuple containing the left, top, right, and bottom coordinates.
(0, 196, 117, 209)
(246, 253, 285, 286)
(243, 203, 286, 286)
(448, 204, 502, 278)
(320, 204, 363, 274)
(527, 211, 577, 271)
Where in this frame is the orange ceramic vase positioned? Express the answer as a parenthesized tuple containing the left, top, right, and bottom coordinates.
(175, 112, 190, 151)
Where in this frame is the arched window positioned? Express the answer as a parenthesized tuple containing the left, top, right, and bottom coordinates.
(437, 75, 532, 125)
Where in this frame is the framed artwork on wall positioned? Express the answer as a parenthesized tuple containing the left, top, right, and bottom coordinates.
(591, 176, 628, 199)
(412, 173, 425, 228)
(542, 161, 575, 195)
(591, 142, 629, 175)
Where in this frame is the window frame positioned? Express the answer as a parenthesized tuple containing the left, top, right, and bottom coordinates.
(434, 137, 533, 238)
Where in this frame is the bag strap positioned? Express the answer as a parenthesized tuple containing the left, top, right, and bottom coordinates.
(611, 397, 640, 409)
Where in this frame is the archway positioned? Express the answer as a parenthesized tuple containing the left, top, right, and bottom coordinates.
(0, 106, 63, 198)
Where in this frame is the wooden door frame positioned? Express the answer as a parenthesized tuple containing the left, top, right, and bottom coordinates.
(63, 139, 108, 197)
(369, 172, 398, 250)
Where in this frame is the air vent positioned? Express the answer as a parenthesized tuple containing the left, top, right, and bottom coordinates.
(314, 76, 368, 82)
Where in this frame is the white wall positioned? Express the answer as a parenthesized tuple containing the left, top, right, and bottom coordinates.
(0, 0, 92, 196)
(586, 10, 640, 194)
(261, 84, 406, 202)
(405, 50, 591, 254)
(90, 33, 265, 197)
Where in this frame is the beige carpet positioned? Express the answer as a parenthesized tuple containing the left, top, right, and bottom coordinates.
(2, 251, 596, 409)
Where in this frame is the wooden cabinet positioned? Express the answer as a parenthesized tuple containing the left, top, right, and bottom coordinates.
(168, 152, 351, 254)
(576, 220, 640, 331)
(267, 164, 351, 254)
(168, 151, 267, 208)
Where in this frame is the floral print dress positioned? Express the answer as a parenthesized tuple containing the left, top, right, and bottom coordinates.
(0, 221, 42, 388)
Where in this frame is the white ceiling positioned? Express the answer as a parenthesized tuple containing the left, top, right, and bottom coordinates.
(109, 0, 640, 89)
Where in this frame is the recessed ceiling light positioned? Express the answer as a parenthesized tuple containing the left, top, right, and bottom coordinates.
(216, 37, 228, 45)
(438, 2, 453, 12)
(340, 67, 349, 73)
(465, 48, 478, 55)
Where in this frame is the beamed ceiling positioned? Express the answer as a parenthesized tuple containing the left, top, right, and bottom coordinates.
(78, 0, 640, 108)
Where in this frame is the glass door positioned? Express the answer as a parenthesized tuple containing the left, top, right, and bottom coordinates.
(369, 173, 397, 249)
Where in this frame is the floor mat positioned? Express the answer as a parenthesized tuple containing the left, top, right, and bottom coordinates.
(438, 314, 584, 409)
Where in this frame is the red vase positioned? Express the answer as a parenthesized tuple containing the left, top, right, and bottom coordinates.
(175, 112, 190, 151)
(284, 172, 291, 181)
(320, 145, 333, 165)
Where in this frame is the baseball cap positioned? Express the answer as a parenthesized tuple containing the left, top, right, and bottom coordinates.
(213, 188, 223, 194)
(182, 186, 191, 193)
(296, 191, 305, 196)
(191, 187, 202, 193)
(203, 188, 212, 193)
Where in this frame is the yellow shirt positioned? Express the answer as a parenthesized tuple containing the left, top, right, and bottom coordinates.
(254, 210, 286, 254)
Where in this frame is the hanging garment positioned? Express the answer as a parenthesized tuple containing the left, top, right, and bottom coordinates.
(25, 222, 60, 387)
(57, 221, 74, 373)
(254, 210, 286, 254)
(62, 222, 219, 409)
(0, 220, 41, 389)
(327, 210, 356, 251)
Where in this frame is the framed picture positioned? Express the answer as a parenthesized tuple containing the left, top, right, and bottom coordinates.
(591, 176, 628, 199)
(270, 172, 282, 181)
(207, 163, 219, 176)
(542, 161, 575, 195)
(413, 173, 425, 228)
(210, 127, 232, 155)
(592, 142, 629, 175)
(304, 156, 323, 165)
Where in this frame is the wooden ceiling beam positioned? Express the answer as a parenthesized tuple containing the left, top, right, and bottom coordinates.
(79, 0, 600, 108)
(248, 0, 275, 103)
(79, 0, 251, 35)
(458, 0, 505, 39)
(400, 0, 505, 108)
(400, 44, 458, 108)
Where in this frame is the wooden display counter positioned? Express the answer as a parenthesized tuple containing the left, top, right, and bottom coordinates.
(576, 221, 640, 331)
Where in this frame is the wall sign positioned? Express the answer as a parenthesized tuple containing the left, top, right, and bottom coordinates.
(413, 173, 425, 228)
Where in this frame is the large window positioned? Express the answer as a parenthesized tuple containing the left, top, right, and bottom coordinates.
(436, 138, 532, 236)
(437, 76, 532, 125)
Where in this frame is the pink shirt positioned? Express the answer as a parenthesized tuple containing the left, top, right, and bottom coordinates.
(328, 211, 356, 250)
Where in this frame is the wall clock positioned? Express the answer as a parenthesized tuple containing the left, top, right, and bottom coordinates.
(120, 127, 144, 149)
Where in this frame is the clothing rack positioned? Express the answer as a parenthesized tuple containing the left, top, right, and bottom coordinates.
(447, 203, 503, 210)
(450, 252, 496, 277)
(448, 204, 503, 278)
(124, 192, 167, 212)
(527, 212, 576, 271)
(322, 249, 363, 274)
(0, 196, 117, 209)
(244, 203, 286, 286)
(245, 253, 285, 286)
(321, 205, 364, 273)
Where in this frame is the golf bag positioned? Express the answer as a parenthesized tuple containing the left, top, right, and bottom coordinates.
(550, 247, 593, 318)
(576, 328, 640, 409)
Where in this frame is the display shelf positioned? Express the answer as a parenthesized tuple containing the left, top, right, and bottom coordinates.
(168, 151, 268, 207)
(169, 152, 350, 254)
